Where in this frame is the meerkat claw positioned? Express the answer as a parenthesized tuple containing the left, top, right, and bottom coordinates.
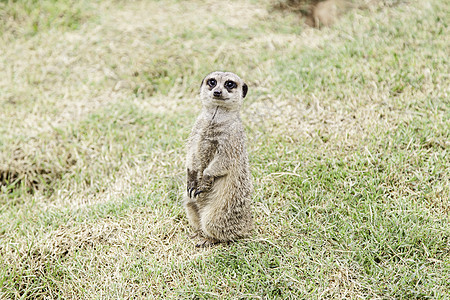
(194, 190, 203, 197)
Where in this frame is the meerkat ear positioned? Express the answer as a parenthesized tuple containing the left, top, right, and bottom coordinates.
(200, 78, 205, 89)
(242, 83, 248, 98)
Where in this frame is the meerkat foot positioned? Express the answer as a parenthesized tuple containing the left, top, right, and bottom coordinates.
(195, 237, 220, 248)
(189, 230, 202, 239)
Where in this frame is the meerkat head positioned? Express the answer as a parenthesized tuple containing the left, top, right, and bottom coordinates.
(199, 71, 248, 110)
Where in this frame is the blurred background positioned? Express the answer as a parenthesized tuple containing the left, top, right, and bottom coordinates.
(0, 0, 448, 298)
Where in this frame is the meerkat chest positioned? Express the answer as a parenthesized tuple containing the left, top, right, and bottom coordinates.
(196, 122, 227, 164)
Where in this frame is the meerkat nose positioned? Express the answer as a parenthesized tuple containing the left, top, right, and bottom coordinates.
(213, 90, 222, 97)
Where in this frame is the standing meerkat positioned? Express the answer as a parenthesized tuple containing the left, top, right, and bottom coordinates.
(184, 71, 253, 247)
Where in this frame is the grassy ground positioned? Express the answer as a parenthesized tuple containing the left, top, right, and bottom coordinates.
(0, 0, 448, 298)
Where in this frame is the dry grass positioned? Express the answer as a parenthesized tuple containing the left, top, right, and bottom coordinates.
(1, 0, 449, 298)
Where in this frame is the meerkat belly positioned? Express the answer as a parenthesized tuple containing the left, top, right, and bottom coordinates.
(197, 137, 218, 173)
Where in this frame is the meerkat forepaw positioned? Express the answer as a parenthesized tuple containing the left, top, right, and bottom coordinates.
(192, 185, 209, 197)
(194, 174, 214, 197)
(187, 169, 198, 198)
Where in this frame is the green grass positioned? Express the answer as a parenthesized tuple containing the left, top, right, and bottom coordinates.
(0, 0, 94, 35)
(0, 0, 449, 298)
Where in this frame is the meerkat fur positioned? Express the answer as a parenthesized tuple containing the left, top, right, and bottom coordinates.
(184, 71, 253, 247)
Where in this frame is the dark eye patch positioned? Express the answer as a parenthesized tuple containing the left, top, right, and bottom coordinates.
(224, 80, 236, 89)
(207, 78, 217, 88)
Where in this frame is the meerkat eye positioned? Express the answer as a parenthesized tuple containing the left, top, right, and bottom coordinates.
(207, 78, 217, 87)
(224, 81, 236, 89)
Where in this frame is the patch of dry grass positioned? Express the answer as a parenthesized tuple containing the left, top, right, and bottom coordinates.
(0, 0, 449, 298)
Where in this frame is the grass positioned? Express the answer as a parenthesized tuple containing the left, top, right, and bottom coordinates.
(0, 0, 449, 298)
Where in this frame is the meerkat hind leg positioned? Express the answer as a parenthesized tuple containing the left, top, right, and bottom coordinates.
(196, 237, 221, 248)
(184, 201, 201, 231)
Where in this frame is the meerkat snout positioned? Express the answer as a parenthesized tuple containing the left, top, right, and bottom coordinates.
(213, 89, 222, 98)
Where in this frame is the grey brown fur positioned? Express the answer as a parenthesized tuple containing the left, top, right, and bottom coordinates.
(184, 71, 253, 247)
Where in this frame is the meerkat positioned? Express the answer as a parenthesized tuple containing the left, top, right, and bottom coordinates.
(184, 71, 253, 247)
